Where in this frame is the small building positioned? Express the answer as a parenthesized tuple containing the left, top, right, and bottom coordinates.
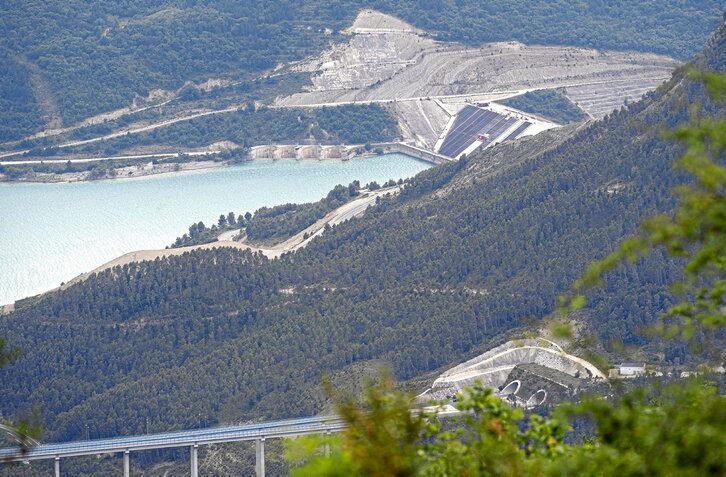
(619, 363, 646, 376)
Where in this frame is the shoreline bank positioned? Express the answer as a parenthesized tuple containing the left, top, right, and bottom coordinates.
(0, 155, 372, 185)
(0, 142, 447, 184)
(0, 186, 398, 310)
(0, 160, 236, 184)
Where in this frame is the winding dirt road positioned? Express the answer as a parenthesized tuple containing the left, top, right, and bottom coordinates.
(59, 186, 398, 291)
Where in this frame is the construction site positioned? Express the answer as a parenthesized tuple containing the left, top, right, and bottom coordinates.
(272, 9, 678, 154)
(0, 10, 682, 170)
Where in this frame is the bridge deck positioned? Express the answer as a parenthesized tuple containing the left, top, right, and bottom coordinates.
(0, 415, 346, 462)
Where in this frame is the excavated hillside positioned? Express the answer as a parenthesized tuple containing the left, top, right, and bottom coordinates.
(277, 10, 679, 146)
(281, 10, 677, 111)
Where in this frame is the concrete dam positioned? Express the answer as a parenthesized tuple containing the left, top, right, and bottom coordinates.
(249, 142, 452, 164)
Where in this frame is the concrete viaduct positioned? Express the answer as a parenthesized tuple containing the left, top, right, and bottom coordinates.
(0, 415, 346, 477)
(0, 407, 459, 476)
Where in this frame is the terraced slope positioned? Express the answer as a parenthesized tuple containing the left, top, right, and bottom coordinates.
(278, 10, 679, 120)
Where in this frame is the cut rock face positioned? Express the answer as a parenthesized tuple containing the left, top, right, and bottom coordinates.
(291, 10, 430, 92)
(279, 9, 679, 123)
(418, 338, 607, 405)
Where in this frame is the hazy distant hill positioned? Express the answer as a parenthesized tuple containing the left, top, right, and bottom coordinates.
(0, 1, 722, 142)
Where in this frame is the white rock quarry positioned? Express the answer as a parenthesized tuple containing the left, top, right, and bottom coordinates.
(283, 10, 677, 110)
(278, 10, 679, 147)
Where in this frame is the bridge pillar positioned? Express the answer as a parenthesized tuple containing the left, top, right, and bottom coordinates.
(54, 457, 60, 477)
(123, 450, 130, 477)
(190, 444, 198, 477)
(255, 437, 265, 477)
(324, 430, 331, 457)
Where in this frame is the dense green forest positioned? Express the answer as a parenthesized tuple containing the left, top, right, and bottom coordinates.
(501, 89, 589, 124)
(0, 1, 721, 141)
(246, 183, 361, 242)
(4, 19, 722, 441)
(0, 53, 44, 142)
(288, 70, 726, 477)
(1, 20, 723, 476)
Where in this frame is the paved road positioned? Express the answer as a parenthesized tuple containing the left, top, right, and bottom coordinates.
(329, 189, 393, 226)
(285, 186, 400, 253)
(32, 186, 399, 299)
(270, 89, 530, 109)
(0, 404, 461, 464)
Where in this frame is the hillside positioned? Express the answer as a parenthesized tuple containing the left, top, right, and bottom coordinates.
(278, 9, 677, 113)
(0, 18, 724, 477)
(276, 9, 680, 148)
(0, 1, 721, 144)
(500, 89, 589, 123)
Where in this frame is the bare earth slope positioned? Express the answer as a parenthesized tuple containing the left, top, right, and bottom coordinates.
(1, 10, 679, 159)
(277, 10, 679, 146)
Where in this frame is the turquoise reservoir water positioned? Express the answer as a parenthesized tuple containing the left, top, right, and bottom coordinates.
(0, 154, 430, 304)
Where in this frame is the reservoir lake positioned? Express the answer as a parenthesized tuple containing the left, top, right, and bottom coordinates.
(0, 153, 431, 304)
